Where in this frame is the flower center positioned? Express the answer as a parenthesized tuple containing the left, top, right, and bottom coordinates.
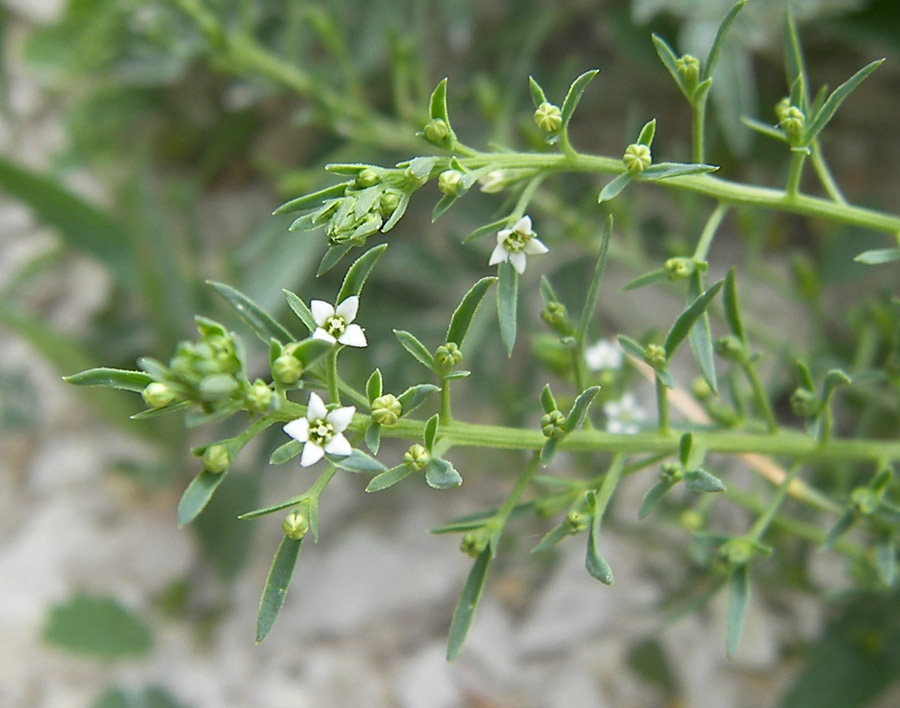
(503, 229, 531, 254)
(325, 315, 346, 337)
(309, 418, 334, 446)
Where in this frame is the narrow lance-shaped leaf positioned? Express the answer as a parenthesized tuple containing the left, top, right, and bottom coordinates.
(679, 433, 693, 468)
(291, 338, 333, 367)
(702, 0, 747, 81)
(63, 368, 153, 392)
(821, 510, 855, 550)
(446, 548, 491, 661)
(560, 69, 599, 128)
(540, 384, 557, 414)
(255, 536, 302, 642)
(463, 217, 507, 244)
(424, 414, 439, 452)
(328, 449, 386, 474)
(177, 470, 228, 528)
(725, 564, 750, 658)
(366, 368, 382, 403)
(651, 34, 689, 100)
(207, 281, 294, 345)
(393, 329, 436, 370)
(365, 422, 381, 455)
(283, 289, 316, 332)
(740, 116, 788, 143)
(597, 173, 631, 203)
(432, 194, 457, 222)
(565, 386, 600, 432)
(429, 78, 451, 124)
(397, 383, 440, 414)
(497, 260, 518, 356)
(317, 243, 353, 276)
(638, 163, 718, 181)
(688, 271, 718, 394)
(238, 495, 305, 520)
(366, 464, 416, 492)
(532, 520, 573, 553)
(854, 248, 900, 265)
(273, 182, 349, 215)
(783, 8, 809, 109)
(638, 481, 673, 520)
(270, 440, 302, 465)
(540, 438, 559, 466)
(337, 244, 388, 302)
(664, 279, 724, 360)
(446, 276, 496, 346)
(577, 215, 612, 339)
(803, 59, 884, 144)
(637, 119, 656, 147)
(528, 76, 548, 107)
(381, 191, 411, 233)
(723, 268, 745, 342)
(622, 268, 667, 291)
(617, 334, 646, 361)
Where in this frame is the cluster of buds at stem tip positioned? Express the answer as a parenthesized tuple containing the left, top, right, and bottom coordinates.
(623, 143, 652, 175)
(643, 343, 667, 371)
(434, 342, 462, 370)
(564, 510, 588, 534)
(714, 335, 748, 364)
(534, 101, 562, 133)
(540, 409, 567, 439)
(659, 462, 683, 485)
(675, 54, 700, 92)
(541, 301, 574, 336)
(460, 529, 490, 558)
(789, 387, 819, 418)
(664, 257, 697, 281)
(716, 538, 754, 571)
(775, 98, 805, 141)
(282, 509, 309, 540)
(403, 443, 430, 471)
(370, 394, 402, 426)
(201, 444, 230, 474)
(422, 118, 451, 147)
(438, 169, 466, 197)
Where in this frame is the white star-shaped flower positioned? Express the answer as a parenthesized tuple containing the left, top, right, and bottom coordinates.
(488, 215, 548, 274)
(310, 295, 367, 347)
(283, 392, 356, 467)
(603, 393, 648, 435)
(584, 339, 623, 372)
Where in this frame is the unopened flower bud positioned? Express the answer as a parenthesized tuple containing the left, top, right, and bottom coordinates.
(691, 377, 713, 401)
(282, 510, 308, 540)
(623, 143, 652, 175)
(717, 539, 753, 569)
(534, 101, 562, 133)
(354, 168, 380, 188)
(272, 354, 302, 385)
(378, 190, 401, 219)
(849, 487, 877, 516)
(198, 373, 239, 402)
(779, 105, 805, 140)
(371, 394, 402, 426)
(660, 462, 683, 485)
(774, 97, 791, 122)
(541, 410, 567, 439)
(460, 530, 488, 558)
(644, 343, 667, 371)
(675, 54, 700, 90)
(434, 342, 462, 370)
(202, 444, 230, 474)
(142, 381, 177, 409)
(438, 169, 465, 197)
(403, 443, 430, 471)
(789, 387, 819, 418)
(715, 335, 747, 363)
(541, 301, 572, 335)
(423, 118, 451, 146)
(246, 379, 274, 414)
(664, 257, 695, 281)
(564, 510, 588, 534)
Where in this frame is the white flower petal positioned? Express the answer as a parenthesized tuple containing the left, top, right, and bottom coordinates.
(324, 433, 352, 457)
(524, 238, 549, 255)
(335, 295, 359, 323)
(585, 339, 623, 371)
(300, 441, 326, 467)
(310, 300, 334, 326)
(312, 328, 337, 345)
(514, 215, 532, 234)
(306, 392, 328, 421)
(497, 229, 512, 245)
(282, 417, 309, 442)
(509, 251, 527, 274)
(326, 405, 356, 433)
(338, 324, 367, 348)
(488, 243, 508, 266)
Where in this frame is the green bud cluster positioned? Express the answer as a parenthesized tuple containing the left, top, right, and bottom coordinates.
(202, 444, 230, 474)
(715, 335, 748, 364)
(675, 54, 700, 91)
(142, 381, 177, 409)
(564, 510, 588, 534)
(643, 343, 667, 371)
(540, 410, 567, 439)
(371, 394, 402, 426)
(849, 486, 878, 516)
(779, 105, 805, 140)
(403, 443, 430, 471)
(717, 538, 754, 570)
(434, 342, 463, 370)
(438, 170, 466, 197)
(423, 118, 451, 146)
(789, 387, 819, 418)
(271, 352, 303, 385)
(623, 143, 652, 175)
(282, 510, 309, 540)
(533, 102, 562, 133)
(664, 257, 695, 281)
(660, 462, 683, 485)
(460, 530, 489, 558)
(540, 301, 573, 336)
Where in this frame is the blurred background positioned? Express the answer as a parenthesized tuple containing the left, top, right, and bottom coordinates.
(1, 0, 899, 706)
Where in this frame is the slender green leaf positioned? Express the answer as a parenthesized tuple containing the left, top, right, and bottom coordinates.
(63, 368, 152, 392)
(208, 281, 294, 344)
(577, 216, 612, 339)
(540, 383, 557, 414)
(528, 76, 548, 107)
(560, 69, 599, 127)
(532, 521, 572, 553)
(393, 329, 436, 370)
(432, 194, 457, 222)
(429, 77, 450, 122)
(497, 260, 518, 356)
(291, 338, 333, 367)
(702, 0, 747, 81)
(723, 268, 745, 342)
(446, 549, 491, 661)
(463, 217, 507, 244)
(638, 163, 719, 181)
(651, 34, 688, 99)
(328, 449, 386, 474)
(176, 470, 227, 527)
(740, 116, 787, 142)
(783, 7, 809, 108)
(821, 511, 855, 550)
(655, 368, 676, 390)
(622, 268, 667, 291)
(664, 280, 724, 359)
(255, 537, 302, 642)
(365, 422, 381, 454)
(366, 463, 417, 492)
(637, 119, 656, 147)
(823, 369, 851, 401)
(317, 243, 353, 276)
(687, 271, 718, 394)
(539, 275, 558, 305)
(366, 369, 383, 403)
(273, 182, 348, 214)
(424, 457, 462, 489)
(269, 440, 302, 465)
(238, 495, 305, 520)
(424, 413, 439, 451)
(129, 401, 192, 420)
(854, 248, 900, 265)
(337, 244, 388, 302)
(283, 289, 316, 332)
(540, 438, 559, 466)
(446, 276, 496, 346)
(795, 359, 815, 391)
(42, 594, 152, 659)
(725, 564, 750, 658)
(617, 334, 646, 361)
(586, 525, 614, 585)
(804, 59, 883, 144)
(381, 191, 411, 232)
(691, 77, 712, 105)
(638, 480, 673, 520)
(679, 433, 693, 468)
(565, 386, 600, 431)
(597, 173, 631, 203)
(684, 468, 726, 493)
(397, 383, 440, 413)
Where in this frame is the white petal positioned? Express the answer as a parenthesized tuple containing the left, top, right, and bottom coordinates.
(306, 391, 327, 421)
(335, 295, 359, 323)
(509, 251, 527, 274)
(524, 238, 549, 255)
(310, 300, 334, 326)
(312, 328, 337, 345)
(326, 405, 356, 433)
(282, 417, 309, 442)
(514, 215, 532, 233)
(338, 324, 367, 348)
(488, 243, 509, 266)
(324, 433, 352, 457)
(497, 229, 511, 245)
(300, 442, 325, 467)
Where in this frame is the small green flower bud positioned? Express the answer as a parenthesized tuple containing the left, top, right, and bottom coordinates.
(437, 169, 465, 197)
(533, 101, 562, 133)
(623, 143, 652, 175)
(779, 105, 805, 140)
(643, 343, 667, 371)
(715, 335, 747, 363)
(403, 443, 430, 471)
(664, 257, 695, 281)
(246, 379, 274, 414)
(540, 410, 567, 439)
(789, 387, 819, 418)
(717, 539, 753, 569)
(202, 444, 230, 474)
(680, 509, 703, 532)
(378, 190, 401, 219)
(434, 342, 462, 370)
(371, 394, 402, 426)
(774, 97, 791, 122)
(272, 354, 303, 385)
(460, 530, 488, 558)
(142, 381, 177, 409)
(849, 487, 878, 516)
(675, 54, 700, 90)
(423, 118, 451, 146)
(198, 373, 239, 402)
(354, 168, 380, 188)
(282, 510, 309, 540)
(691, 377, 713, 401)
(564, 510, 588, 534)
(540, 301, 573, 335)
(660, 462, 683, 485)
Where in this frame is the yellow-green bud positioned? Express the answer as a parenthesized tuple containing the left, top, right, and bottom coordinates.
(691, 377, 713, 401)
(460, 530, 488, 558)
(680, 509, 703, 532)
(423, 118, 451, 146)
(644, 343, 667, 371)
(660, 462, 683, 485)
(540, 301, 572, 335)
(282, 510, 309, 540)
(354, 168, 380, 188)
(534, 101, 562, 133)
(849, 487, 877, 516)
(437, 169, 465, 197)
(202, 444, 230, 474)
(434, 342, 462, 369)
(774, 97, 792, 122)
(623, 143, 652, 175)
(564, 510, 588, 534)
(664, 257, 695, 281)
(272, 354, 302, 385)
(675, 54, 700, 90)
(403, 443, 430, 471)
(371, 394, 402, 426)
(717, 538, 753, 569)
(789, 387, 818, 418)
(246, 379, 274, 414)
(142, 381, 177, 409)
(540, 410, 567, 439)
(378, 190, 401, 219)
(715, 335, 747, 363)
(779, 105, 805, 140)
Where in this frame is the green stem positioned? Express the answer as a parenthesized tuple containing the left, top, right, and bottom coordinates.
(326, 348, 340, 404)
(440, 376, 452, 422)
(691, 100, 707, 164)
(809, 141, 846, 204)
(656, 376, 670, 435)
(494, 452, 541, 527)
(693, 203, 728, 262)
(594, 453, 626, 517)
(747, 461, 802, 542)
(785, 150, 807, 198)
(743, 362, 778, 434)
